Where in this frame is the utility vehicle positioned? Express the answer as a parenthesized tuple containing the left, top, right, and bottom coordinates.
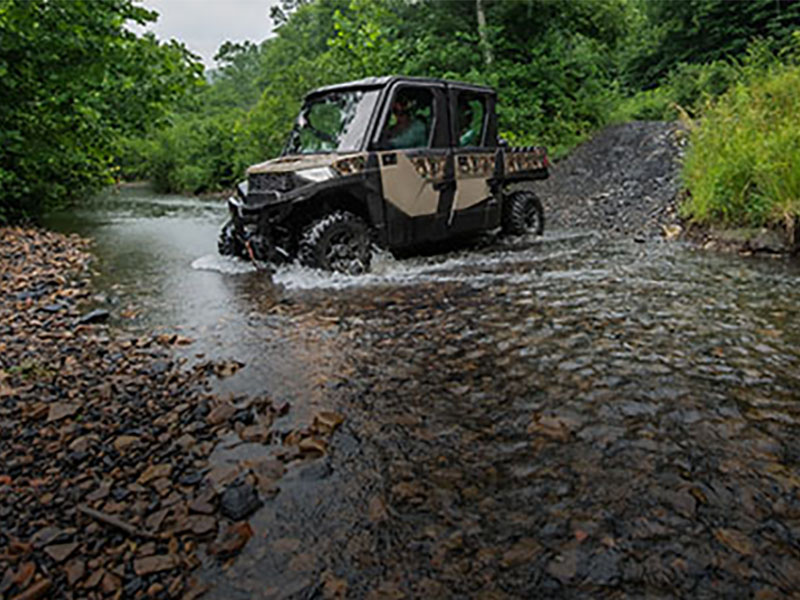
(219, 75, 548, 273)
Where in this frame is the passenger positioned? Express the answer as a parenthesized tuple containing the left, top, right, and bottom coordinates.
(459, 103, 478, 146)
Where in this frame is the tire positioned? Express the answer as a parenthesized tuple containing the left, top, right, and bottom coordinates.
(298, 211, 372, 274)
(502, 190, 545, 236)
(218, 220, 245, 257)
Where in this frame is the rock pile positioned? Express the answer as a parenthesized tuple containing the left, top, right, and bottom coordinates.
(533, 121, 686, 239)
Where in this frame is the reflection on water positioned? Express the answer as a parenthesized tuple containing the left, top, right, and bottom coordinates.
(46, 185, 800, 598)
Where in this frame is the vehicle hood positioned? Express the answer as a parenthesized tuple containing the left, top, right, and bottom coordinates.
(246, 154, 339, 175)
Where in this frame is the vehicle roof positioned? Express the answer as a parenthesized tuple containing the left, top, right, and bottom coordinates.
(308, 75, 496, 98)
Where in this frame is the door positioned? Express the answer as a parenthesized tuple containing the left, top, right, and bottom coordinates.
(449, 89, 500, 233)
(373, 83, 454, 247)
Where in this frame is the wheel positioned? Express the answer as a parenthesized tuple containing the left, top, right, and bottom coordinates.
(218, 220, 245, 257)
(502, 190, 545, 236)
(298, 211, 372, 274)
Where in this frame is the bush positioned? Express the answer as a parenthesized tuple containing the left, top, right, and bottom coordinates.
(681, 55, 800, 228)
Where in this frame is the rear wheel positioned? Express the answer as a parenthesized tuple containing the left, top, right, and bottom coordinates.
(502, 190, 545, 236)
(298, 211, 372, 274)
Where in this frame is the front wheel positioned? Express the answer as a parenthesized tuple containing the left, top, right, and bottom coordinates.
(502, 190, 545, 236)
(298, 211, 372, 275)
(218, 220, 245, 258)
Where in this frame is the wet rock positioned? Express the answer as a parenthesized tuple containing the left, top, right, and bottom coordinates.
(112, 435, 139, 452)
(10, 578, 52, 600)
(46, 403, 79, 423)
(30, 526, 70, 548)
(101, 571, 121, 595)
(500, 538, 542, 568)
(207, 402, 235, 426)
(547, 547, 578, 582)
(584, 550, 621, 586)
(133, 554, 180, 576)
(714, 528, 754, 556)
(76, 309, 109, 324)
(43, 542, 78, 563)
(138, 463, 172, 485)
(208, 522, 253, 558)
(220, 481, 262, 520)
(63, 560, 85, 586)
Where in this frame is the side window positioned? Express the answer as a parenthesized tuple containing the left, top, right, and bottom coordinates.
(456, 93, 486, 147)
(382, 87, 434, 150)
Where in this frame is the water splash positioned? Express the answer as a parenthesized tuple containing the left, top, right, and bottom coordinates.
(191, 254, 258, 274)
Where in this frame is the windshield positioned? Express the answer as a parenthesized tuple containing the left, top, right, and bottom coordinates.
(284, 89, 380, 155)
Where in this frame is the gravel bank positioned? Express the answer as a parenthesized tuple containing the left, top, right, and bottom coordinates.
(533, 121, 685, 239)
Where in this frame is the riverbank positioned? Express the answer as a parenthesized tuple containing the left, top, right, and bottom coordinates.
(0, 228, 336, 599)
(536, 120, 798, 256)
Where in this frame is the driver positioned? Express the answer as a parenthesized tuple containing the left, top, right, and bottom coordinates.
(387, 96, 427, 149)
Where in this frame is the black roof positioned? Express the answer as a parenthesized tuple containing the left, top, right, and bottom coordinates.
(308, 75, 496, 98)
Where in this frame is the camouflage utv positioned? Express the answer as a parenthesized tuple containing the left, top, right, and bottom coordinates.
(220, 75, 548, 273)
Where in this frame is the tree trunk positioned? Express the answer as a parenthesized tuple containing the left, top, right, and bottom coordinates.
(476, 0, 493, 66)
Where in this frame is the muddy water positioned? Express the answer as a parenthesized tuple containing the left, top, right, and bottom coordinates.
(47, 186, 800, 598)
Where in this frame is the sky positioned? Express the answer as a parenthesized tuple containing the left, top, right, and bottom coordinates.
(134, 0, 280, 69)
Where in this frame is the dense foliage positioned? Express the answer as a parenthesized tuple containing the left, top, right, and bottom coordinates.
(680, 38, 800, 228)
(0, 0, 202, 222)
(3, 0, 800, 228)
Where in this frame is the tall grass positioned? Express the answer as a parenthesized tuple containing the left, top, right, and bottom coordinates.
(681, 44, 800, 229)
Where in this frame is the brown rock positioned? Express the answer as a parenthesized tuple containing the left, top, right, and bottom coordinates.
(313, 412, 344, 435)
(138, 464, 172, 485)
(86, 482, 111, 503)
(68, 435, 92, 452)
(47, 402, 79, 422)
(208, 522, 252, 558)
(113, 435, 139, 452)
(188, 494, 216, 515)
(175, 434, 195, 450)
(145, 508, 168, 531)
(10, 578, 52, 600)
(206, 403, 235, 426)
(133, 554, 180, 576)
(714, 528, 754, 556)
(146, 582, 165, 596)
(501, 538, 542, 568)
(44, 542, 78, 563)
(298, 436, 327, 456)
(368, 495, 388, 523)
(240, 424, 269, 443)
(12, 562, 35, 587)
(187, 515, 217, 536)
(547, 548, 578, 582)
(64, 559, 85, 586)
(84, 568, 104, 589)
(101, 571, 121, 595)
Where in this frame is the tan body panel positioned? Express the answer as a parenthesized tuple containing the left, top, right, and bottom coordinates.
(453, 152, 495, 211)
(378, 152, 441, 217)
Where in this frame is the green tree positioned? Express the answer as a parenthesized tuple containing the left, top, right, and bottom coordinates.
(627, 0, 800, 89)
(0, 0, 202, 223)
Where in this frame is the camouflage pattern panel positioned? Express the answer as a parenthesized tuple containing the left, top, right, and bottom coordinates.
(453, 152, 494, 213)
(503, 146, 549, 182)
(378, 151, 445, 217)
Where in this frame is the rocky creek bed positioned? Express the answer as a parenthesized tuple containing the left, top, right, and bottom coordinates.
(2, 120, 800, 600)
(0, 228, 341, 599)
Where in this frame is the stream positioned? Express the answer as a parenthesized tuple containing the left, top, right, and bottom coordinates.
(46, 185, 800, 598)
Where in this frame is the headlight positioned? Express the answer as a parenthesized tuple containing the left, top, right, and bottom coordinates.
(296, 167, 336, 183)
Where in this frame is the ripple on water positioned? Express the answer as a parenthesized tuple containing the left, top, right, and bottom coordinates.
(191, 254, 258, 275)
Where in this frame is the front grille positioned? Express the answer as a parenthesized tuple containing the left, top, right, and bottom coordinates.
(249, 172, 296, 193)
